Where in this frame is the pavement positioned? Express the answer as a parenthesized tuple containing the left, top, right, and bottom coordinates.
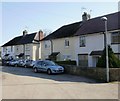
(0, 66, 119, 99)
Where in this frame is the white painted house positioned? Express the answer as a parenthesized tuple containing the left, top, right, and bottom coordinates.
(41, 12, 120, 67)
(1, 30, 44, 60)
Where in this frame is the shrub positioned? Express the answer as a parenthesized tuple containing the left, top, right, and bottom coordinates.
(97, 45, 120, 68)
(55, 60, 76, 65)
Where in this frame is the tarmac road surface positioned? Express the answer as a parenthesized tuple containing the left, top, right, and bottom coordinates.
(0, 66, 119, 99)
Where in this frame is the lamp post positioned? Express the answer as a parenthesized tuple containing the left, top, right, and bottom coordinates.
(101, 17, 109, 82)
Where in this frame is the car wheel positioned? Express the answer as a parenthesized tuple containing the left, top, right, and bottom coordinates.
(34, 68, 38, 73)
(15, 64, 17, 67)
(47, 69, 52, 75)
(24, 65, 27, 68)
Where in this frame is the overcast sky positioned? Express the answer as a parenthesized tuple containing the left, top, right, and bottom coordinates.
(1, 1, 119, 46)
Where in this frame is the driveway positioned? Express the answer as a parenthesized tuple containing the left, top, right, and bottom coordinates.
(0, 66, 119, 99)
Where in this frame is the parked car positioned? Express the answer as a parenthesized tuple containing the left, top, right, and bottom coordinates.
(33, 60, 64, 74)
(9, 60, 19, 67)
(3, 59, 12, 66)
(24, 60, 34, 68)
(5, 60, 11, 66)
(31, 60, 37, 67)
(17, 60, 25, 67)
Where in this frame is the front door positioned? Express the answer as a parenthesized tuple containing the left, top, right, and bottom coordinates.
(78, 54, 88, 67)
(92, 56, 99, 67)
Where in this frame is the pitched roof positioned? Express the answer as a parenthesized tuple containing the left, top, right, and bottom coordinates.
(17, 32, 37, 44)
(42, 11, 119, 41)
(2, 36, 23, 47)
(2, 32, 37, 47)
(75, 11, 120, 36)
(41, 21, 82, 40)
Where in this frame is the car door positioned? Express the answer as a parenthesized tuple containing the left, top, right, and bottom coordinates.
(41, 61, 47, 72)
(36, 61, 42, 71)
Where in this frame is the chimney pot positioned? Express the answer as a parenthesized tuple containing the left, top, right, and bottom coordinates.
(23, 30, 27, 36)
(82, 12, 90, 21)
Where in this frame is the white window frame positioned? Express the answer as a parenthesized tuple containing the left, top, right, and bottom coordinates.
(3, 47, 6, 52)
(16, 46, 19, 52)
(11, 46, 13, 52)
(111, 31, 120, 44)
(44, 41, 49, 49)
(79, 36, 86, 47)
(65, 39, 69, 47)
(25, 44, 30, 51)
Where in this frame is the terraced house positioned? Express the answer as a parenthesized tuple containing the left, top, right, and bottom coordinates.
(41, 11, 120, 67)
(1, 30, 44, 60)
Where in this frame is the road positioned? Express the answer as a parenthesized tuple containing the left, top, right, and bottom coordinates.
(0, 66, 119, 99)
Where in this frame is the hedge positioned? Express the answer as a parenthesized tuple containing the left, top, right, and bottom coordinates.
(55, 60, 76, 65)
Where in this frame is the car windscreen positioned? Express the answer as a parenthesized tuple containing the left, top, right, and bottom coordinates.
(44, 61, 57, 66)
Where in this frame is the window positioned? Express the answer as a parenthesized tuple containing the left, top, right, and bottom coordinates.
(25, 55, 30, 59)
(16, 46, 18, 51)
(26, 44, 30, 51)
(78, 54, 88, 67)
(11, 46, 13, 52)
(111, 32, 120, 44)
(65, 39, 69, 47)
(79, 36, 86, 47)
(45, 44, 47, 48)
(3, 47, 6, 52)
(63, 55, 71, 60)
(44, 41, 49, 48)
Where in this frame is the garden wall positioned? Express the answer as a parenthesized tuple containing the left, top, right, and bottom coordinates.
(62, 65, 120, 82)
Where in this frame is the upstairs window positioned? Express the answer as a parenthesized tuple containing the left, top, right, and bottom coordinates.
(16, 46, 19, 52)
(65, 39, 69, 47)
(11, 46, 13, 52)
(79, 36, 86, 47)
(26, 44, 30, 51)
(45, 44, 47, 48)
(44, 41, 50, 48)
(111, 32, 120, 44)
(3, 47, 6, 52)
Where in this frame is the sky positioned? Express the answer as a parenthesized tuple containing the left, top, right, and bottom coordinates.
(1, 1, 119, 46)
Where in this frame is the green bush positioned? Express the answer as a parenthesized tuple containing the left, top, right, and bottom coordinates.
(55, 60, 76, 65)
(97, 45, 120, 68)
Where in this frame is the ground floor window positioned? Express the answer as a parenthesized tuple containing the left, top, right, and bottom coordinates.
(26, 55, 30, 59)
(78, 54, 88, 67)
(63, 55, 71, 61)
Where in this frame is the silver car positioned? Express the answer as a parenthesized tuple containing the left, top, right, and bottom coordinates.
(9, 60, 19, 67)
(24, 60, 34, 68)
(33, 60, 64, 74)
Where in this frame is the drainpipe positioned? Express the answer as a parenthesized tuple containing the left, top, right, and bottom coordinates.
(23, 44, 25, 60)
(103, 32, 106, 48)
(50, 40, 53, 54)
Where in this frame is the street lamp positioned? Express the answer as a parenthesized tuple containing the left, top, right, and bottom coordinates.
(101, 17, 109, 82)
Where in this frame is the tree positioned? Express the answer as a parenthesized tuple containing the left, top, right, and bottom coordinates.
(97, 45, 120, 68)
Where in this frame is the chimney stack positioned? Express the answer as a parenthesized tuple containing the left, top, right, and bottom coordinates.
(82, 12, 91, 21)
(23, 30, 27, 36)
(38, 30, 44, 40)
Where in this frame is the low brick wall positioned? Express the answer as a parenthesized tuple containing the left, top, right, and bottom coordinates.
(61, 65, 120, 82)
